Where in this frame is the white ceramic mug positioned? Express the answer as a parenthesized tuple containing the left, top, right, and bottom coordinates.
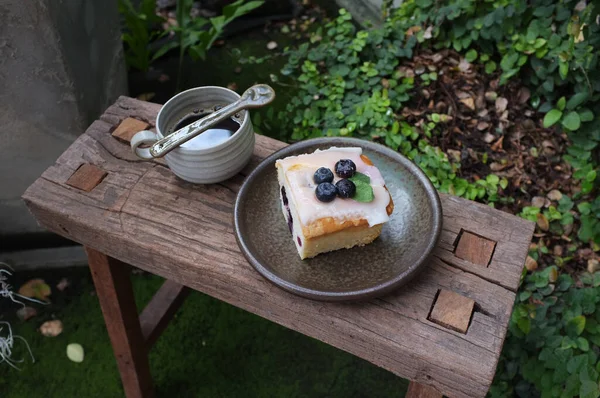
(131, 86, 255, 184)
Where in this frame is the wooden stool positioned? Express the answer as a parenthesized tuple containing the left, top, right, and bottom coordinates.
(23, 96, 534, 398)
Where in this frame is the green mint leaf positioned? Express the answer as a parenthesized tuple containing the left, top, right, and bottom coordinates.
(352, 180, 374, 203)
(349, 172, 370, 184)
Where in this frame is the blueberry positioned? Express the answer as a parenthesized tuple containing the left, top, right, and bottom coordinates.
(335, 159, 357, 178)
(313, 167, 334, 184)
(336, 179, 356, 198)
(315, 182, 337, 202)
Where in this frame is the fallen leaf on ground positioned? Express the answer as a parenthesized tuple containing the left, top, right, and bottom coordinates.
(553, 245, 564, 257)
(547, 189, 562, 201)
(477, 122, 490, 131)
(483, 132, 495, 143)
(491, 136, 505, 151)
(588, 259, 600, 273)
(485, 91, 498, 102)
(460, 97, 476, 110)
(40, 320, 63, 337)
(266, 41, 278, 50)
(18, 279, 51, 301)
(56, 278, 69, 291)
(16, 306, 37, 321)
(227, 82, 238, 91)
(495, 97, 508, 113)
(517, 87, 531, 104)
(525, 256, 538, 271)
(537, 213, 550, 231)
(532, 196, 546, 208)
(67, 343, 84, 363)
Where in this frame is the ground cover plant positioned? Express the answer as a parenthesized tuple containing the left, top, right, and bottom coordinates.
(274, 1, 600, 396)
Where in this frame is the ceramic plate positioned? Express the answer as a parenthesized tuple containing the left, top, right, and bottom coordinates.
(234, 138, 442, 301)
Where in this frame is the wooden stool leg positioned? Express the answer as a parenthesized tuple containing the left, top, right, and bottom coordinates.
(85, 247, 154, 398)
(406, 381, 443, 398)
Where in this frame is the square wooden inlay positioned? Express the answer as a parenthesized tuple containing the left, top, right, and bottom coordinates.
(428, 289, 475, 334)
(66, 164, 108, 192)
(112, 117, 149, 143)
(454, 230, 497, 266)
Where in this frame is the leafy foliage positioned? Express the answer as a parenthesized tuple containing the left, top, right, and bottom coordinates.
(492, 270, 600, 398)
(118, 0, 165, 72)
(119, 0, 263, 81)
(278, 9, 506, 203)
(389, 0, 600, 244)
(276, 3, 600, 396)
(157, 0, 263, 89)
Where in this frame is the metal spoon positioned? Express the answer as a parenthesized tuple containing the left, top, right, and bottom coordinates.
(147, 84, 275, 158)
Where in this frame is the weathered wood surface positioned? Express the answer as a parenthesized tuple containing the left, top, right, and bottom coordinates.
(428, 289, 476, 334)
(23, 96, 534, 398)
(406, 381, 443, 398)
(86, 248, 153, 398)
(139, 280, 190, 348)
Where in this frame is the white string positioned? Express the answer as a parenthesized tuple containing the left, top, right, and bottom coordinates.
(0, 262, 37, 369)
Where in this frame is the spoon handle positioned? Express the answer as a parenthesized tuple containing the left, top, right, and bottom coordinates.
(149, 84, 275, 158)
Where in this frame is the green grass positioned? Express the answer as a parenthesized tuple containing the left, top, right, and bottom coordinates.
(0, 267, 408, 397)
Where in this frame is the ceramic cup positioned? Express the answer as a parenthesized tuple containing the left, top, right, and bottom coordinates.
(130, 86, 255, 184)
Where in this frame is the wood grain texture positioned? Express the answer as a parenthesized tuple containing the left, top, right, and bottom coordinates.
(112, 117, 150, 143)
(85, 248, 153, 398)
(454, 231, 496, 267)
(406, 381, 443, 398)
(66, 164, 107, 192)
(429, 289, 475, 334)
(23, 96, 535, 398)
(139, 280, 190, 348)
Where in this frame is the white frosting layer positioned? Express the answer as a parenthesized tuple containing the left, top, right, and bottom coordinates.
(276, 147, 391, 227)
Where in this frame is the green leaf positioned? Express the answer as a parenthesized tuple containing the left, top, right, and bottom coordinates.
(567, 92, 589, 110)
(578, 337, 590, 352)
(352, 180, 374, 203)
(562, 112, 581, 131)
(486, 174, 499, 185)
(580, 380, 600, 398)
(559, 62, 569, 80)
(66, 343, 85, 363)
(465, 49, 478, 62)
(567, 316, 586, 337)
(579, 110, 594, 122)
(485, 61, 497, 74)
(349, 172, 371, 185)
(518, 317, 531, 334)
(557, 97, 566, 111)
(568, 354, 589, 374)
(520, 290, 532, 301)
(543, 109, 563, 128)
(586, 170, 597, 182)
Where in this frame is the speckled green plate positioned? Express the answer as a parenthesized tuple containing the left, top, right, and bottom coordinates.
(234, 138, 442, 301)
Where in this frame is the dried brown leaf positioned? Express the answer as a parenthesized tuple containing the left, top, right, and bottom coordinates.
(495, 97, 508, 113)
(536, 213, 550, 231)
(40, 320, 63, 337)
(547, 189, 562, 201)
(588, 259, 600, 273)
(18, 279, 51, 301)
(532, 196, 546, 208)
(16, 306, 37, 321)
(460, 97, 476, 110)
(477, 122, 490, 131)
(525, 256, 538, 271)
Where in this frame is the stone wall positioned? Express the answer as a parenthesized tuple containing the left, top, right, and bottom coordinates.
(0, 0, 127, 239)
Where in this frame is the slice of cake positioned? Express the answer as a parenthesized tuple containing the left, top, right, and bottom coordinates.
(275, 147, 394, 259)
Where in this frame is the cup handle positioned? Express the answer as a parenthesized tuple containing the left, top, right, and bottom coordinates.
(131, 130, 160, 160)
